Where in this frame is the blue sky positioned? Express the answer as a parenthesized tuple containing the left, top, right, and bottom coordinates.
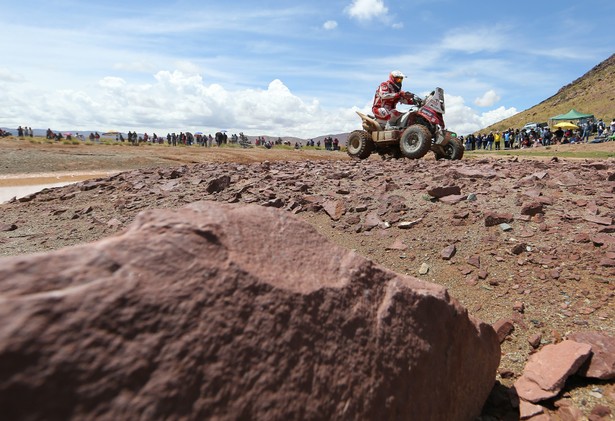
(1, 0, 613, 137)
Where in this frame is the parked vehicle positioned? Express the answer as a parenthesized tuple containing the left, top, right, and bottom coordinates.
(522, 122, 548, 131)
(347, 87, 463, 161)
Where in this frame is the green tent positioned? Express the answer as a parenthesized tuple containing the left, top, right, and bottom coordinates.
(550, 109, 594, 121)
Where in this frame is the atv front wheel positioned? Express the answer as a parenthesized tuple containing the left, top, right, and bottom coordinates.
(399, 125, 432, 159)
(434, 137, 464, 160)
(347, 130, 374, 159)
(451, 138, 465, 160)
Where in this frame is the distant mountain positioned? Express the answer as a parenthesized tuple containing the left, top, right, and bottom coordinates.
(479, 53, 615, 133)
(0, 128, 106, 138)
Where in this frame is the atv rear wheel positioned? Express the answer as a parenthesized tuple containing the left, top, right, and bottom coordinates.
(434, 137, 464, 160)
(399, 125, 432, 159)
(347, 130, 374, 159)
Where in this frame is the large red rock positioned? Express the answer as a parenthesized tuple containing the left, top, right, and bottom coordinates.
(0, 201, 500, 421)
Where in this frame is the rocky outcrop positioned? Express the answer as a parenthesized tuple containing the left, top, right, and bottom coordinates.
(0, 201, 500, 421)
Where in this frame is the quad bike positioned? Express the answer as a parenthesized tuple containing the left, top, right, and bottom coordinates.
(347, 87, 464, 161)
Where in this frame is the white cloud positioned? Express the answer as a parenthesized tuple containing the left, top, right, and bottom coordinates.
(99, 77, 127, 90)
(479, 106, 518, 129)
(441, 28, 507, 53)
(0, 68, 521, 138)
(112, 60, 158, 74)
(444, 94, 517, 135)
(0, 68, 24, 83)
(474, 89, 500, 107)
(345, 0, 388, 21)
(0, 70, 360, 137)
(323, 20, 338, 30)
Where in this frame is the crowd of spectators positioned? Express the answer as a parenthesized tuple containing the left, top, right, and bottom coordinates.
(462, 118, 614, 151)
(8, 126, 327, 150)
(322, 136, 340, 151)
(18, 126, 33, 137)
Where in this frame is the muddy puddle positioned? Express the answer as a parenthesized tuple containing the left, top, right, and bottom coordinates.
(0, 171, 118, 203)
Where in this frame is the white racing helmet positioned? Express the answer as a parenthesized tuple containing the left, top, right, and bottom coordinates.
(389, 70, 406, 89)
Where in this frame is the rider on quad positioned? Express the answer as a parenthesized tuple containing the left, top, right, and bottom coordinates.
(372, 70, 422, 130)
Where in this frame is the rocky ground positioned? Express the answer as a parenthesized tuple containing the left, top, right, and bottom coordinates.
(1, 137, 614, 419)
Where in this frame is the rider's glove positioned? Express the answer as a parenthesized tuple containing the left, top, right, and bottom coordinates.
(413, 95, 423, 106)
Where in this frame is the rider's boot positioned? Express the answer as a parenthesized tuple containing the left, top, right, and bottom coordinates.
(385, 121, 398, 130)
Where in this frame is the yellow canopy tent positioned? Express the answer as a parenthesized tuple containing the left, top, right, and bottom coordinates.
(553, 122, 578, 129)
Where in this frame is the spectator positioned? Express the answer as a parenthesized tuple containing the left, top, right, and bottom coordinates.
(554, 127, 564, 144)
(494, 131, 501, 150)
(582, 122, 591, 143)
(512, 130, 520, 149)
(485, 132, 494, 150)
(465, 135, 472, 150)
(542, 128, 552, 146)
(597, 119, 606, 136)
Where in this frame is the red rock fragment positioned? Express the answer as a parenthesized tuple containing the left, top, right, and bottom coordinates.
(467, 255, 481, 268)
(519, 399, 544, 419)
(0, 223, 17, 232)
(555, 400, 584, 421)
(591, 233, 615, 247)
(322, 199, 346, 221)
(513, 340, 592, 403)
(521, 201, 544, 216)
(584, 214, 613, 226)
(568, 331, 615, 380)
(484, 212, 514, 227)
(441, 244, 456, 260)
(590, 404, 612, 420)
(427, 185, 461, 198)
(528, 333, 542, 349)
(492, 318, 514, 343)
(385, 237, 408, 251)
(511, 243, 527, 255)
(439, 194, 467, 204)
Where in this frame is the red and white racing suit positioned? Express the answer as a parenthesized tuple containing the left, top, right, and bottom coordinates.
(372, 80, 415, 125)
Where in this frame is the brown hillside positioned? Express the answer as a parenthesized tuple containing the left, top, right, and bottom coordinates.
(480, 53, 615, 133)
